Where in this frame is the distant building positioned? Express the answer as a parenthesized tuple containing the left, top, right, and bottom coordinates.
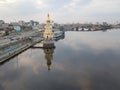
(2, 23, 9, 28)
(39, 23, 45, 31)
(30, 20, 34, 26)
(10, 23, 22, 31)
(0, 20, 5, 25)
(113, 24, 120, 28)
(0, 22, 13, 36)
(0, 27, 12, 36)
(29, 20, 39, 30)
(0, 30, 6, 36)
(14, 26, 21, 31)
(18, 20, 26, 26)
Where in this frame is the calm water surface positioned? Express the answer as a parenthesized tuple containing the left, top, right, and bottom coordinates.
(0, 29, 120, 90)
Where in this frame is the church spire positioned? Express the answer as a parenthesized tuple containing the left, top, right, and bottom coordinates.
(46, 13, 51, 23)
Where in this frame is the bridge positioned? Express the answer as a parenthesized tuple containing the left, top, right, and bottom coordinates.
(63, 24, 111, 31)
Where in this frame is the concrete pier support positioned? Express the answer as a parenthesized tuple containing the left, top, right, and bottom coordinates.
(43, 43, 55, 49)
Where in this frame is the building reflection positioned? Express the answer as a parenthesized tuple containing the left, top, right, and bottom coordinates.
(43, 46, 55, 71)
(43, 32, 65, 71)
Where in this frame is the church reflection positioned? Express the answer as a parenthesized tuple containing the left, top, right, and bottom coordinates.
(43, 32, 65, 70)
(43, 46, 55, 71)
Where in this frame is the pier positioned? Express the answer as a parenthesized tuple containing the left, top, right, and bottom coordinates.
(0, 30, 43, 63)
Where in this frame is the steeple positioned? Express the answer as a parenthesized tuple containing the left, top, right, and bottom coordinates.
(44, 13, 54, 39)
(46, 13, 51, 23)
(43, 14, 55, 48)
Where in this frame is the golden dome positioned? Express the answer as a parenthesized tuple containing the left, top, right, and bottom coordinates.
(46, 14, 51, 23)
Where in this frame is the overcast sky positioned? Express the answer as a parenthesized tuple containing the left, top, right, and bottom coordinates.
(0, 0, 120, 23)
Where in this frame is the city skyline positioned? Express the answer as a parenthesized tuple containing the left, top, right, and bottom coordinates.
(0, 0, 120, 23)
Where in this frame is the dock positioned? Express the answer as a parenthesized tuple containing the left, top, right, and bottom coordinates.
(0, 30, 43, 63)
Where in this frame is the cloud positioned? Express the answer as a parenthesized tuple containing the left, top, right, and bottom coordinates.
(85, 0, 120, 14)
(63, 0, 120, 16)
(35, 0, 48, 9)
(62, 0, 120, 23)
(0, 0, 120, 23)
(64, 0, 92, 11)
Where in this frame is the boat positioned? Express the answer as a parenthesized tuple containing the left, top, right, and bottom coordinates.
(54, 30, 63, 38)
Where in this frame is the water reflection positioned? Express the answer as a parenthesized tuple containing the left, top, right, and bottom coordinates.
(43, 47, 55, 71)
(39, 32, 65, 70)
(31, 33, 64, 71)
(0, 30, 120, 90)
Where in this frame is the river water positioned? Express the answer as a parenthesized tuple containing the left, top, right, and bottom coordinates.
(0, 29, 120, 90)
